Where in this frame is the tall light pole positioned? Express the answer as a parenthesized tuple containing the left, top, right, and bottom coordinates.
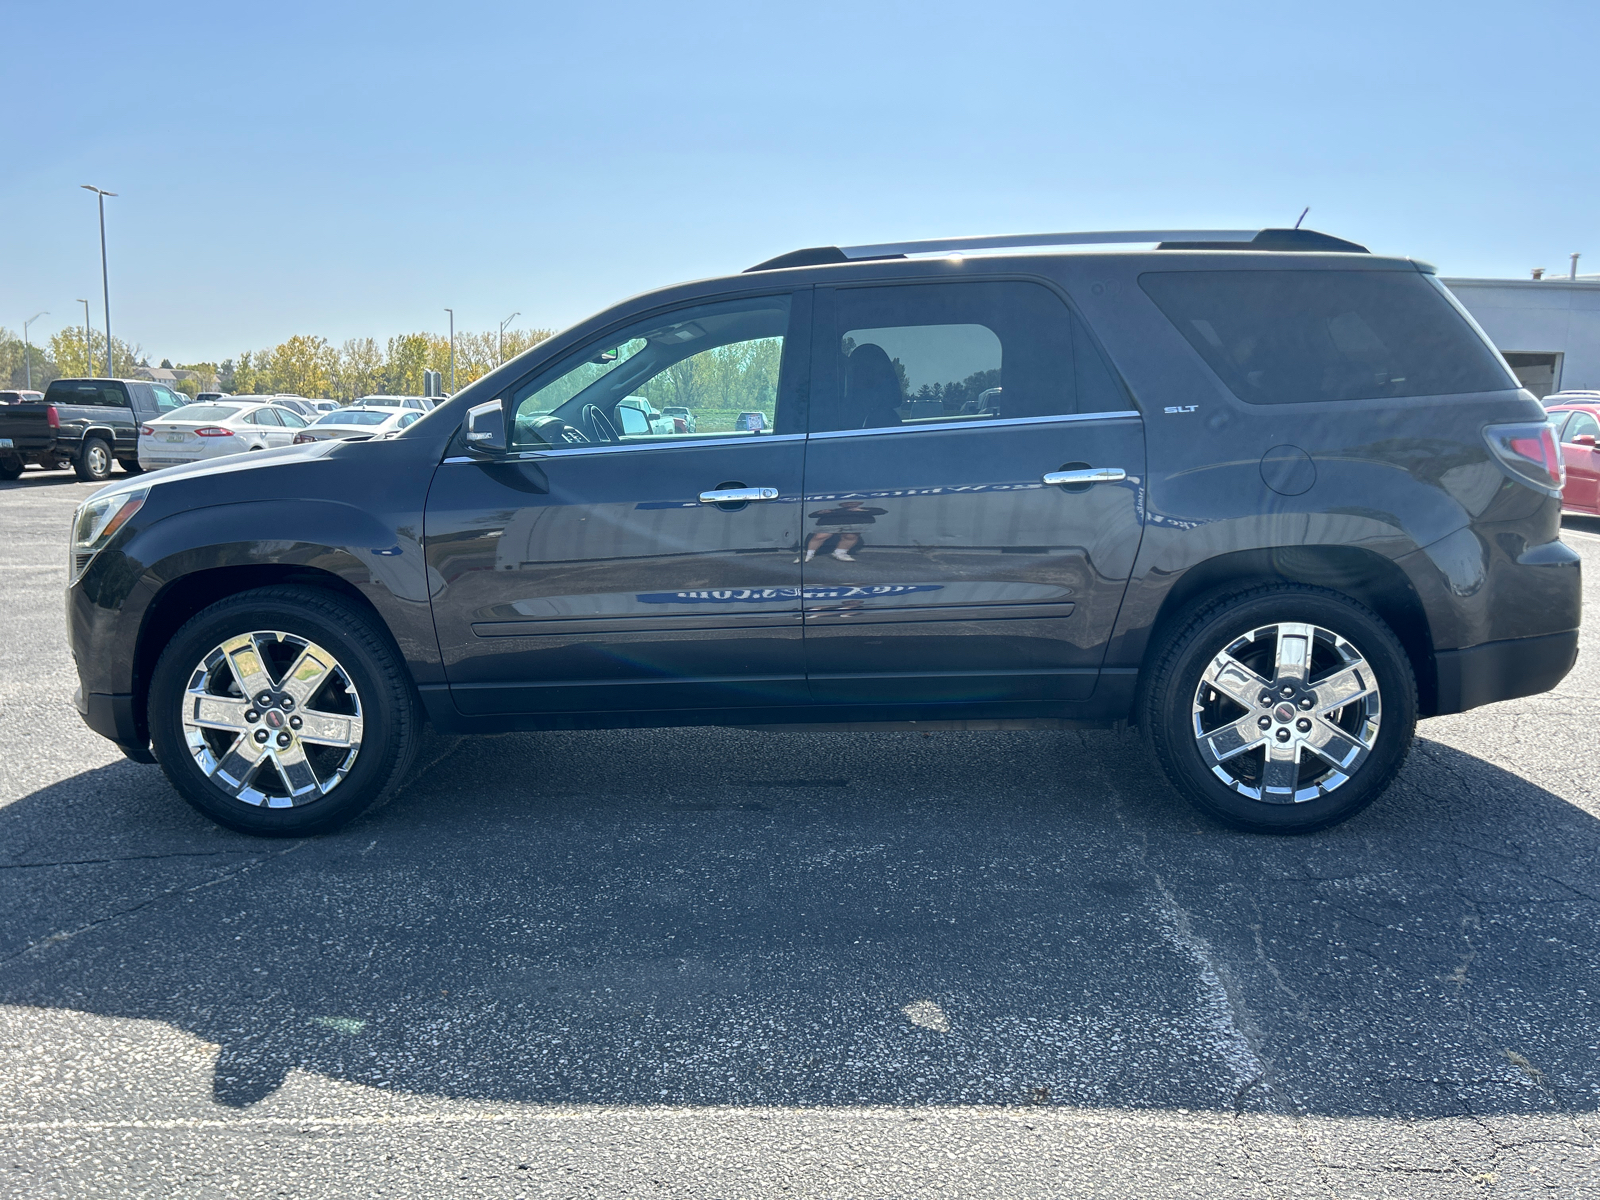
(498, 311, 520, 366)
(22, 312, 48, 390)
(81, 185, 117, 376)
(76, 300, 91, 374)
(444, 307, 455, 394)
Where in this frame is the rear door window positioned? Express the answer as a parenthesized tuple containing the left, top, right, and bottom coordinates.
(1139, 269, 1514, 404)
(810, 281, 1119, 433)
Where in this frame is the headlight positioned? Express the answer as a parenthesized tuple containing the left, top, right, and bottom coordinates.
(69, 486, 148, 584)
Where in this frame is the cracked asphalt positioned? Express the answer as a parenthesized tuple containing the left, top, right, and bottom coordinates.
(2, 466, 1598, 1197)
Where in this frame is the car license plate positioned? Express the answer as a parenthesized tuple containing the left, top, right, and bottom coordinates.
(0, 438, 12, 448)
(164, 433, 187, 443)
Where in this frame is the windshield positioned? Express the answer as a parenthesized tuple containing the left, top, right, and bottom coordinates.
(318, 410, 390, 426)
(165, 405, 241, 422)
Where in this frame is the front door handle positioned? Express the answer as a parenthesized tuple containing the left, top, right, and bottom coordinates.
(699, 486, 780, 504)
(1042, 467, 1127, 486)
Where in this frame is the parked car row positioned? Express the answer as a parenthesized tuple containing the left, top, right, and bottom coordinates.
(0, 382, 439, 481)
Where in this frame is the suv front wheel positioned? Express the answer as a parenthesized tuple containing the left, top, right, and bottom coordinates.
(148, 586, 420, 836)
(1143, 585, 1417, 833)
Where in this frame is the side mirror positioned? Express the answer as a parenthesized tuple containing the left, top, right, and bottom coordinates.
(464, 400, 506, 452)
(615, 405, 650, 436)
(1573, 434, 1596, 448)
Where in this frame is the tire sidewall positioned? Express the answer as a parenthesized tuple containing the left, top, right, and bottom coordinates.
(1149, 589, 1416, 833)
(77, 438, 112, 482)
(149, 591, 410, 835)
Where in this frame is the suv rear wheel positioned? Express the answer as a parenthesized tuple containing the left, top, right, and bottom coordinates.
(1143, 585, 1417, 833)
(148, 586, 420, 836)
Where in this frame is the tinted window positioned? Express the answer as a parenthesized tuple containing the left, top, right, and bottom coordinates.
(1561, 411, 1600, 443)
(150, 384, 185, 412)
(812, 281, 1110, 434)
(510, 294, 795, 449)
(276, 408, 307, 428)
(43, 380, 128, 408)
(167, 405, 241, 422)
(318, 410, 389, 426)
(1139, 269, 1513, 405)
(254, 407, 284, 426)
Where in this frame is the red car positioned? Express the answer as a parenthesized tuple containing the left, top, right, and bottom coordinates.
(1547, 402, 1600, 513)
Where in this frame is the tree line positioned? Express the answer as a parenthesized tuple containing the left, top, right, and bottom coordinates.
(1, 325, 554, 401)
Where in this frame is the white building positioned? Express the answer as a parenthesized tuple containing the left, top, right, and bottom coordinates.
(1443, 276, 1600, 399)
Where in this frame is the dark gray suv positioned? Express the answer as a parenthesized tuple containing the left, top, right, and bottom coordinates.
(64, 227, 1580, 836)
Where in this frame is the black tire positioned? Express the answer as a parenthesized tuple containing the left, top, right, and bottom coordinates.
(117, 457, 146, 475)
(0, 457, 22, 481)
(74, 436, 113, 482)
(148, 586, 421, 836)
(1142, 584, 1417, 833)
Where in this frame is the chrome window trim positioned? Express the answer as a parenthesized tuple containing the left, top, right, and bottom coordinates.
(807, 410, 1140, 441)
(507, 432, 805, 459)
(441, 412, 1140, 464)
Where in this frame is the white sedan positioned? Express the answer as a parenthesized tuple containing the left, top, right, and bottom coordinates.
(292, 406, 422, 444)
(138, 402, 311, 469)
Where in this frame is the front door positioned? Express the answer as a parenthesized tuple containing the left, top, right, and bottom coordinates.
(425, 291, 811, 716)
(1558, 409, 1600, 512)
(801, 280, 1145, 707)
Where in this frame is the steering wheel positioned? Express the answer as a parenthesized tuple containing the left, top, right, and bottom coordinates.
(529, 415, 589, 446)
(582, 404, 620, 444)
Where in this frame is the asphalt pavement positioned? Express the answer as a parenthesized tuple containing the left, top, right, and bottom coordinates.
(1, 464, 1597, 1197)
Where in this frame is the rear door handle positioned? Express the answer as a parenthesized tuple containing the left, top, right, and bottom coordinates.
(1042, 467, 1127, 486)
(699, 487, 780, 504)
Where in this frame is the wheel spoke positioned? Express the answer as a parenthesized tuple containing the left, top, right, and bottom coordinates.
(1303, 716, 1369, 770)
(1312, 662, 1374, 712)
(1198, 712, 1267, 763)
(1272, 623, 1314, 684)
(272, 742, 324, 799)
(1203, 650, 1268, 708)
(280, 642, 335, 708)
(220, 633, 275, 701)
(211, 734, 268, 798)
(187, 694, 253, 732)
(1261, 743, 1301, 796)
(296, 708, 363, 749)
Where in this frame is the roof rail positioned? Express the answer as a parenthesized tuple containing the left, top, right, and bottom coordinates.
(745, 227, 1367, 271)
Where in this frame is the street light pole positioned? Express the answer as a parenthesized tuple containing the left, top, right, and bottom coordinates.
(498, 311, 520, 365)
(81, 185, 117, 376)
(444, 308, 455, 394)
(22, 312, 48, 390)
(76, 300, 91, 374)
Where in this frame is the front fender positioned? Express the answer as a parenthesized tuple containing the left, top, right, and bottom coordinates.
(74, 498, 443, 698)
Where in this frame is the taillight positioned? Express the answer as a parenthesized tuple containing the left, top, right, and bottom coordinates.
(140, 425, 154, 436)
(46, 405, 59, 429)
(1484, 421, 1565, 494)
(193, 426, 234, 437)
(293, 432, 315, 444)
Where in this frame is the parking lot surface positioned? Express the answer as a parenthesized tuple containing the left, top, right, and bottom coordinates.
(2, 466, 1598, 1197)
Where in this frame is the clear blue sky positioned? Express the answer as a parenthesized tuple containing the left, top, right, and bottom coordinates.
(6, 0, 1596, 364)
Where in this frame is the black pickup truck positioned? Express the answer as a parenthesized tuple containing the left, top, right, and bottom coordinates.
(0, 378, 188, 481)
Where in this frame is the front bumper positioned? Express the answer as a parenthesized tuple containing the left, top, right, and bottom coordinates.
(1432, 629, 1579, 716)
(76, 686, 155, 760)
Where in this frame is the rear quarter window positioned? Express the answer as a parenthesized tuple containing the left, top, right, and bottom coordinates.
(1139, 269, 1514, 404)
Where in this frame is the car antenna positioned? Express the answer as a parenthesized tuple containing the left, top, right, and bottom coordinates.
(1294, 206, 1310, 229)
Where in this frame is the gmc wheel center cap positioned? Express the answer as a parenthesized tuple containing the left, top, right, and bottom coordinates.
(264, 710, 285, 729)
(1274, 703, 1296, 723)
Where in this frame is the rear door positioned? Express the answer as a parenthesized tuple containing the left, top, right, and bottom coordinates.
(801, 280, 1145, 706)
(425, 290, 811, 716)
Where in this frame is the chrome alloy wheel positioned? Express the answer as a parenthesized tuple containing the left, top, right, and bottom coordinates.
(1192, 622, 1381, 804)
(180, 631, 365, 807)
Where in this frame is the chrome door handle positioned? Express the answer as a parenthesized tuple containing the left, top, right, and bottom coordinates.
(1042, 467, 1126, 486)
(699, 486, 780, 504)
